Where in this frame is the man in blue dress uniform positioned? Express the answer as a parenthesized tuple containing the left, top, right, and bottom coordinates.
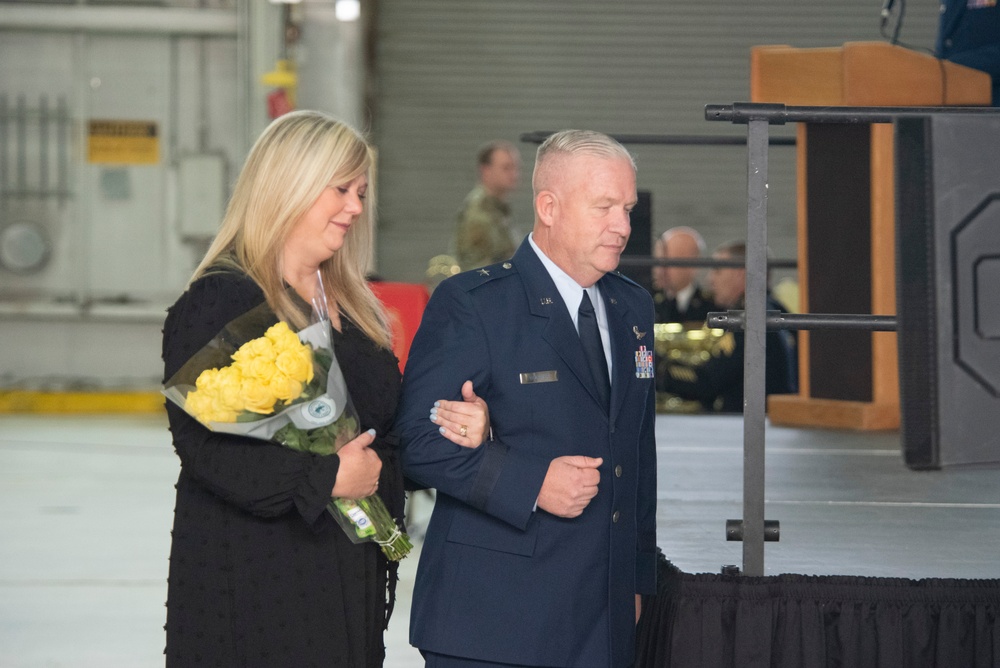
(936, 0, 1000, 105)
(397, 130, 658, 667)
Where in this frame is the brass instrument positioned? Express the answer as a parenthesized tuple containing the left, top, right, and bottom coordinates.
(653, 322, 727, 413)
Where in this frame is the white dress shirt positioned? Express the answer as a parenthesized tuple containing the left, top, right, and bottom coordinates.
(528, 233, 613, 376)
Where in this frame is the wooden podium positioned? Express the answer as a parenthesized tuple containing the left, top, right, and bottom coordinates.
(750, 42, 991, 430)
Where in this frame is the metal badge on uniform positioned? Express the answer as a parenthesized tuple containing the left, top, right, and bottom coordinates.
(634, 346, 654, 379)
(520, 370, 558, 384)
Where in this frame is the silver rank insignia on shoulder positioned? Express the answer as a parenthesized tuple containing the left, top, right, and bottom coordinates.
(478, 268, 490, 276)
(635, 345, 654, 379)
(633, 326, 646, 340)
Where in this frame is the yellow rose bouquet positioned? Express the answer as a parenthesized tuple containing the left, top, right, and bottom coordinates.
(162, 278, 411, 561)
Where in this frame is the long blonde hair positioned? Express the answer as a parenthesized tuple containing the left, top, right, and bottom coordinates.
(193, 110, 391, 349)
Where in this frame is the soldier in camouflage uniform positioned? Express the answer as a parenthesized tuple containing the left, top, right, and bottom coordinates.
(453, 140, 521, 270)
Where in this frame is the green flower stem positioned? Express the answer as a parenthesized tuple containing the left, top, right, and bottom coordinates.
(328, 493, 413, 561)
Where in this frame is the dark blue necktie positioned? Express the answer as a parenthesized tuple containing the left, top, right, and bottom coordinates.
(579, 289, 610, 410)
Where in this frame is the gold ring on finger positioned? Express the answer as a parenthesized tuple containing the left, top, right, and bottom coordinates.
(459, 424, 468, 437)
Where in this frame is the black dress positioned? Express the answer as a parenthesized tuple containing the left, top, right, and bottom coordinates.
(161, 271, 404, 668)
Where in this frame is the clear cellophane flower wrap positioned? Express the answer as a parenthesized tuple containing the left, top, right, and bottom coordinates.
(162, 272, 411, 560)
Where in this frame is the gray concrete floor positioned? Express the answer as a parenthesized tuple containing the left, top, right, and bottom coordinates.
(2, 412, 999, 666)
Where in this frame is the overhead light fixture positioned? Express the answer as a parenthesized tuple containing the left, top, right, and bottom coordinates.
(335, 0, 361, 22)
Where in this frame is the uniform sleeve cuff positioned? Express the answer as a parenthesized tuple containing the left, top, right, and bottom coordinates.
(636, 549, 658, 595)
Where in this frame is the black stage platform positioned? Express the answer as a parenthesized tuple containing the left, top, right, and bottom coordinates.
(653, 414, 1000, 579)
(641, 414, 1000, 666)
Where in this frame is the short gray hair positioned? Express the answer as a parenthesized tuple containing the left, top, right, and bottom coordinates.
(532, 129, 635, 194)
(661, 226, 707, 254)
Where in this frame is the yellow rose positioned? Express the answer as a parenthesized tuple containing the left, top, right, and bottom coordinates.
(207, 398, 240, 423)
(275, 346, 314, 385)
(185, 388, 239, 423)
(231, 336, 276, 368)
(241, 376, 278, 414)
(265, 321, 301, 349)
(214, 366, 245, 412)
(184, 388, 212, 422)
(235, 354, 279, 384)
(268, 373, 304, 403)
(194, 367, 222, 392)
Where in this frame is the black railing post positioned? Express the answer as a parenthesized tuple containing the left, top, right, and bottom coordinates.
(741, 115, 771, 576)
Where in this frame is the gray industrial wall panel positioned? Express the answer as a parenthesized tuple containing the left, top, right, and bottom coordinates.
(372, 0, 939, 284)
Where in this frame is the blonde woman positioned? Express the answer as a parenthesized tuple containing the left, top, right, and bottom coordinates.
(162, 111, 486, 666)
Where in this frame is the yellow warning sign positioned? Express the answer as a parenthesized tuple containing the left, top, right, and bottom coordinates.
(87, 120, 159, 164)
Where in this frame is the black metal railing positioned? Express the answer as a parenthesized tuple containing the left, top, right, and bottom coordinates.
(706, 101, 1000, 576)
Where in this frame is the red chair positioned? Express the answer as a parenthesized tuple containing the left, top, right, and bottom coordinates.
(369, 281, 430, 373)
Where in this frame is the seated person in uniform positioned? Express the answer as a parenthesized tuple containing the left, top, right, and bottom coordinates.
(656, 240, 797, 413)
(651, 226, 717, 325)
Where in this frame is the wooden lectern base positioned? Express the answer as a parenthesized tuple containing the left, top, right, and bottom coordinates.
(768, 395, 900, 431)
(750, 42, 990, 434)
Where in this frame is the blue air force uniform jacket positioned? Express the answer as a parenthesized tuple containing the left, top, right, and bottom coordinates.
(936, 0, 1000, 105)
(396, 240, 658, 667)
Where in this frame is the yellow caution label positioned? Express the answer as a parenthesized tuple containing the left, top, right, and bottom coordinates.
(87, 120, 159, 164)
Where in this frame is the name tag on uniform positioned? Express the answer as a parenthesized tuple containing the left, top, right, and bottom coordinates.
(635, 346, 654, 379)
(520, 370, 558, 384)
